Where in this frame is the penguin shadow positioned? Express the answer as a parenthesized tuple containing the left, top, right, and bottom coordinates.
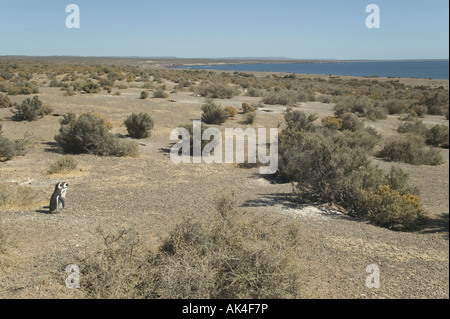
(36, 206, 51, 214)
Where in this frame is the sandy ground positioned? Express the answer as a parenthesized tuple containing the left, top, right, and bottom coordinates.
(0, 76, 448, 299)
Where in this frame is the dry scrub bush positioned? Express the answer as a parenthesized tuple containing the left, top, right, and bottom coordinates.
(0, 135, 26, 161)
(11, 96, 52, 121)
(223, 106, 238, 118)
(278, 110, 422, 230)
(80, 194, 304, 299)
(398, 121, 449, 148)
(0, 93, 12, 108)
(82, 81, 101, 94)
(124, 113, 154, 139)
(194, 82, 240, 99)
(241, 102, 256, 114)
(380, 99, 409, 115)
(321, 116, 342, 130)
(153, 88, 169, 99)
(359, 185, 424, 230)
(340, 113, 364, 132)
(47, 156, 78, 174)
(425, 125, 449, 148)
(376, 134, 443, 165)
(334, 96, 386, 120)
(201, 99, 228, 125)
(263, 89, 313, 106)
(0, 184, 43, 210)
(242, 112, 257, 125)
(420, 91, 449, 116)
(140, 91, 149, 100)
(397, 120, 429, 136)
(55, 112, 139, 157)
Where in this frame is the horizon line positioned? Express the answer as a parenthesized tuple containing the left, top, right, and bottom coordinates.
(0, 55, 449, 62)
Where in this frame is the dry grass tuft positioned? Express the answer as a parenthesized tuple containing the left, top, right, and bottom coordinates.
(79, 193, 305, 299)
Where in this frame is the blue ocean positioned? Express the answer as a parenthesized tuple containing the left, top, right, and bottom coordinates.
(177, 60, 449, 80)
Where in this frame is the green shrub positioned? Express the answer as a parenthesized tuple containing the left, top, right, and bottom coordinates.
(55, 112, 139, 157)
(47, 156, 78, 174)
(376, 134, 443, 165)
(124, 113, 154, 139)
(0, 93, 12, 108)
(201, 99, 228, 125)
(11, 96, 51, 121)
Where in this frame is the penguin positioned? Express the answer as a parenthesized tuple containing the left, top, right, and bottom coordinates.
(49, 182, 68, 214)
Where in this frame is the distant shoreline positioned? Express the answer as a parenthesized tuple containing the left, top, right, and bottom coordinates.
(1, 56, 448, 82)
(171, 60, 449, 81)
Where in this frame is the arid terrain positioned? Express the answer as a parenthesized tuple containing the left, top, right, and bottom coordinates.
(0, 59, 448, 299)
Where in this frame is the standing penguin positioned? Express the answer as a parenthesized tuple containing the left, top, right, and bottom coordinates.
(49, 182, 68, 214)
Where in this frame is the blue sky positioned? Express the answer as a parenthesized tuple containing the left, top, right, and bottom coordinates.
(0, 0, 448, 59)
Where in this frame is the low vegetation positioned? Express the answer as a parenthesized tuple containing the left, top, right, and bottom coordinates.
(242, 112, 257, 124)
(140, 91, 149, 99)
(47, 156, 78, 174)
(241, 102, 256, 114)
(11, 96, 52, 121)
(79, 194, 304, 298)
(0, 124, 27, 161)
(398, 120, 449, 148)
(0, 183, 43, 210)
(278, 109, 424, 230)
(263, 89, 314, 106)
(0, 93, 12, 108)
(55, 112, 139, 157)
(194, 82, 240, 99)
(201, 99, 228, 125)
(223, 106, 238, 118)
(376, 134, 443, 165)
(124, 112, 154, 139)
